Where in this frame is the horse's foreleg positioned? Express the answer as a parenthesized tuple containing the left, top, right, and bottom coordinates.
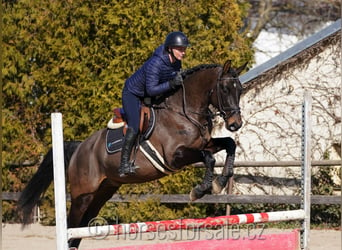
(212, 137, 236, 194)
(189, 150, 215, 201)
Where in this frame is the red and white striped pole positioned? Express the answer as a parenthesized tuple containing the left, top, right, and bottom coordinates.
(67, 209, 305, 240)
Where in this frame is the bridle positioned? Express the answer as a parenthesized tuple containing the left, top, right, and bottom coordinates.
(214, 75, 242, 121)
(157, 67, 242, 136)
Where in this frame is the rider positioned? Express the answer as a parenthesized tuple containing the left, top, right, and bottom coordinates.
(119, 31, 190, 177)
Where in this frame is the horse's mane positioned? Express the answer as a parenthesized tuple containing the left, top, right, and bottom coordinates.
(154, 64, 222, 105)
(183, 63, 221, 77)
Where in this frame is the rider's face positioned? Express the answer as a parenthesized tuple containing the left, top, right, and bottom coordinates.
(171, 46, 187, 61)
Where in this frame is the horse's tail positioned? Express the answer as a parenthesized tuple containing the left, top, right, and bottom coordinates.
(17, 141, 81, 225)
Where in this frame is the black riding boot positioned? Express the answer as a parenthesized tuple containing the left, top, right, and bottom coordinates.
(119, 127, 138, 177)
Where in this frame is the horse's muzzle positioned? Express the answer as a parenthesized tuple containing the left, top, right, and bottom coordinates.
(225, 111, 242, 132)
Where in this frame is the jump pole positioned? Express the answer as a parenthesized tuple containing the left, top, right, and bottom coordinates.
(51, 113, 68, 250)
(67, 209, 305, 240)
(301, 91, 312, 249)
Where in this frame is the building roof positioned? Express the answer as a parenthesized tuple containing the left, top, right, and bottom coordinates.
(240, 19, 341, 90)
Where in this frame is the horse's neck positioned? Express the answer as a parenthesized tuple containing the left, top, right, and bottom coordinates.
(163, 67, 218, 113)
(182, 70, 218, 111)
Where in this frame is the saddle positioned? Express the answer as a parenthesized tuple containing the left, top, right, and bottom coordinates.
(105, 106, 155, 153)
(107, 106, 153, 135)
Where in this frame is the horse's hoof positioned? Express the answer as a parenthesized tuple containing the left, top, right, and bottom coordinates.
(212, 177, 224, 194)
(189, 186, 207, 201)
(189, 188, 200, 201)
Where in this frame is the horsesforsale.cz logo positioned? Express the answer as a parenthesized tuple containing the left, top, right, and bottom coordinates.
(88, 217, 110, 239)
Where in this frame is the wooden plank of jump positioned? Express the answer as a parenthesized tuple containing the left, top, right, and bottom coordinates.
(193, 160, 341, 168)
(3, 192, 340, 204)
(233, 160, 341, 167)
(105, 194, 341, 205)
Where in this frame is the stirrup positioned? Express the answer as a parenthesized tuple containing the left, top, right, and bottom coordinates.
(119, 163, 138, 177)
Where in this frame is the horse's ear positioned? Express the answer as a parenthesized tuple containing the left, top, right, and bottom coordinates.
(222, 60, 232, 75)
(235, 62, 248, 75)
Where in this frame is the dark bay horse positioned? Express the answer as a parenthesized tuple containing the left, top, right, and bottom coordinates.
(17, 60, 247, 248)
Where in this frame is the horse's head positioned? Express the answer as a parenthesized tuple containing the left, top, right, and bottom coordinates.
(166, 61, 247, 133)
(211, 60, 247, 132)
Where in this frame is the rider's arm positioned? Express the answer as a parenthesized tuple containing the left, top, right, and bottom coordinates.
(144, 59, 174, 97)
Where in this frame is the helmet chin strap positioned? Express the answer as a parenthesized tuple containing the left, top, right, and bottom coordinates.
(168, 48, 178, 63)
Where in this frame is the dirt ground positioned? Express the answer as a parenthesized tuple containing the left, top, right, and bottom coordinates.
(2, 223, 341, 250)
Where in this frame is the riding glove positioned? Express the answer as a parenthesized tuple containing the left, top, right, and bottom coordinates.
(169, 72, 183, 89)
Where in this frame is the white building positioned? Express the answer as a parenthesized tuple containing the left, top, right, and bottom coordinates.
(215, 20, 341, 195)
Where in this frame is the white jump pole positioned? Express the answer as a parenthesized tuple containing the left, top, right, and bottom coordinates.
(301, 91, 312, 249)
(51, 113, 68, 250)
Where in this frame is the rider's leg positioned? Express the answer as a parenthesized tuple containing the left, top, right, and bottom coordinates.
(119, 127, 138, 176)
(119, 87, 140, 177)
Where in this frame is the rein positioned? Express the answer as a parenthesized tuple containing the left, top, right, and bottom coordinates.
(154, 66, 241, 137)
(179, 81, 211, 133)
(155, 84, 211, 136)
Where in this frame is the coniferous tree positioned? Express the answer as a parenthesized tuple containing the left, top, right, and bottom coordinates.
(2, 0, 253, 223)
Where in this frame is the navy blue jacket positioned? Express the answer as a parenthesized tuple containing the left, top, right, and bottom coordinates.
(124, 45, 181, 97)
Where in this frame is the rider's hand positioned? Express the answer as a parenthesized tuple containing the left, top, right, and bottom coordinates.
(169, 72, 183, 89)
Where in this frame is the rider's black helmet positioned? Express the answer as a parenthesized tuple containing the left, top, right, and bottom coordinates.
(164, 31, 190, 50)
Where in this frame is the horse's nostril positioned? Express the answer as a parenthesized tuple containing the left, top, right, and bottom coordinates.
(228, 122, 242, 132)
(229, 125, 237, 131)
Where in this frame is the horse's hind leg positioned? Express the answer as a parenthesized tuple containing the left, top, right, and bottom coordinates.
(189, 150, 215, 201)
(68, 179, 120, 249)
